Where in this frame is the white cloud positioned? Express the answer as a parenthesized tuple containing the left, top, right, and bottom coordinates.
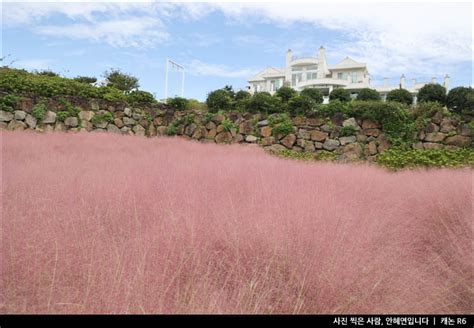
(2, 1, 169, 48)
(2, 1, 472, 78)
(188, 59, 257, 78)
(36, 17, 169, 48)
(206, 2, 472, 78)
(13, 58, 53, 70)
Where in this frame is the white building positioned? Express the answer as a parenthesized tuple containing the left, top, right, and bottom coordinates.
(247, 46, 449, 104)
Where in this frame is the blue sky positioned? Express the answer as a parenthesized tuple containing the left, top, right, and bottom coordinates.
(2, 1, 473, 101)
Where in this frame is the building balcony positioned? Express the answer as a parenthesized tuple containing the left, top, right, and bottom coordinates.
(290, 57, 318, 67)
(296, 78, 349, 89)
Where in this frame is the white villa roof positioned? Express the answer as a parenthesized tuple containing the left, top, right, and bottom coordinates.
(328, 57, 367, 70)
(248, 67, 285, 81)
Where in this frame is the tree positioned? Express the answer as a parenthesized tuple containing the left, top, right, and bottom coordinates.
(246, 92, 283, 114)
(35, 70, 59, 77)
(103, 69, 139, 94)
(235, 90, 251, 101)
(300, 88, 324, 104)
(73, 76, 97, 84)
(356, 88, 380, 101)
(446, 87, 473, 114)
(127, 90, 156, 105)
(275, 86, 297, 103)
(223, 85, 235, 99)
(386, 88, 413, 105)
(417, 83, 446, 105)
(206, 89, 234, 112)
(329, 88, 351, 102)
(167, 97, 188, 111)
(287, 95, 316, 116)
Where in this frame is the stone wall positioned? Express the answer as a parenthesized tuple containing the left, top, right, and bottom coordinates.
(0, 93, 472, 161)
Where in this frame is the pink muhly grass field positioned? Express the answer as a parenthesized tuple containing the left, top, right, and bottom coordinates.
(0, 131, 472, 314)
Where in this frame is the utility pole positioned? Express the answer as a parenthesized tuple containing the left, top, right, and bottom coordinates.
(164, 58, 185, 102)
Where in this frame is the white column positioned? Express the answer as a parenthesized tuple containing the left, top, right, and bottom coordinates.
(164, 59, 169, 101)
(443, 74, 449, 90)
(400, 74, 405, 89)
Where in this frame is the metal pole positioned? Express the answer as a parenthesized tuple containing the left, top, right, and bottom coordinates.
(164, 58, 169, 102)
(181, 68, 185, 97)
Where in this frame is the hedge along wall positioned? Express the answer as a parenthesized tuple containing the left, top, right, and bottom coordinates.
(0, 93, 472, 162)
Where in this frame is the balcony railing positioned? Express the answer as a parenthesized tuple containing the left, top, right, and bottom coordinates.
(291, 54, 316, 60)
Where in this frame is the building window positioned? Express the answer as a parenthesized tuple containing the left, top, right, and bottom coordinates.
(292, 73, 302, 86)
(337, 72, 348, 80)
(306, 72, 317, 80)
(253, 84, 259, 92)
(351, 72, 358, 83)
(270, 79, 280, 92)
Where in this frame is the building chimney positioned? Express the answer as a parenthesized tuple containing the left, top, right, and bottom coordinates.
(431, 76, 437, 84)
(443, 74, 449, 90)
(317, 46, 328, 79)
(383, 78, 389, 87)
(285, 49, 293, 82)
(400, 74, 405, 89)
(286, 49, 293, 65)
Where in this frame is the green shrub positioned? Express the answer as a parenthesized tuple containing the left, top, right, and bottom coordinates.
(411, 101, 445, 129)
(275, 149, 314, 161)
(247, 92, 283, 114)
(340, 125, 357, 137)
(73, 76, 97, 84)
(235, 90, 251, 101)
(32, 103, 46, 121)
(167, 97, 188, 111)
(127, 90, 156, 105)
(206, 89, 234, 113)
(468, 121, 474, 134)
(376, 148, 474, 170)
(386, 88, 413, 105)
(186, 99, 207, 111)
(221, 118, 235, 132)
(35, 70, 59, 77)
(0, 67, 100, 99)
(356, 88, 380, 101)
(275, 86, 298, 103)
(446, 87, 473, 115)
(314, 100, 348, 117)
(314, 150, 337, 161)
(98, 86, 126, 102)
(287, 95, 315, 116)
(58, 98, 79, 117)
(347, 101, 414, 145)
(417, 83, 446, 105)
(300, 88, 324, 104)
(166, 120, 181, 136)
(56, 111, 69, 122)
(0, 94, 20, 112)
(202, 112, 214, 124)
(222, 85, 235, 99)
(91, 112, 113, 125)
(0, 67, 159, 106)
(235, 97, 251, 113)
(184, 112, 195, 125)
(269, 113, 293, 137)
(329, 88, 351, 102)
(103, 69, 139, 93)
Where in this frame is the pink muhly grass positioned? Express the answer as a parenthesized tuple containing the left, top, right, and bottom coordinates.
(0, 130, 472, 314)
